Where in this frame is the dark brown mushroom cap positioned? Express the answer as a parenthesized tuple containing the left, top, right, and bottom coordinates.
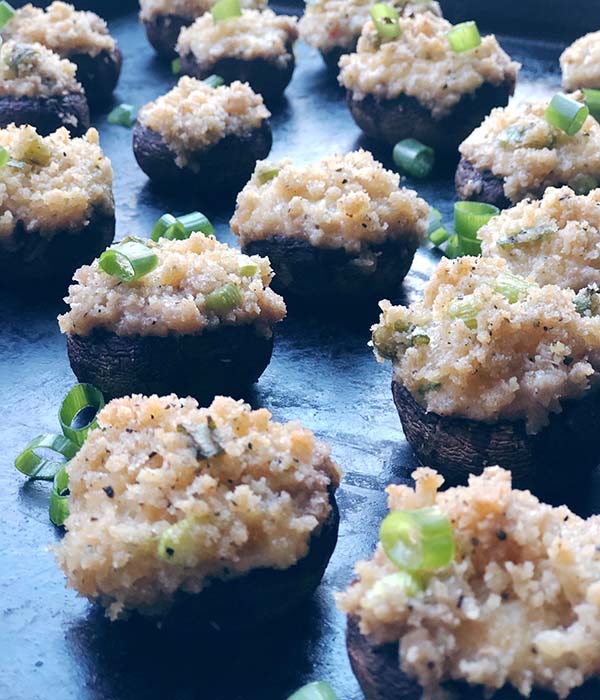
(320, 43, 355, 75)
(0, 91, 90, 136)
(242, 235, 420, 304)
(345, 78, 515, 153)
(455, 156, 512, 208)
(0, 206, 115, 293)
(179, 42, 296, 104)
(132, 119, 272, 194)
(143, 13, 194, 59)
(66, 323, 275, 402)
(67, 46, 122, 105)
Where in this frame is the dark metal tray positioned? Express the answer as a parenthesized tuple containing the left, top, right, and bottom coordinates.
(1, 4, 597, 700)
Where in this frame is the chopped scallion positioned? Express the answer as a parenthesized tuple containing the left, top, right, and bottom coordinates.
(0, 145, 8, 168)
(99, 240, 158, 282)
(393, 138, 434, 179)
(497, 221, 558, 248)
(49, 466, 70, 527)
(108, 103, 136, 128)
(22, 134, 50, 166)
(369, 571, 423, 599)
(15, 433, 79, 481)
(205, 282, 242, 313)
(568, 173, 598, 195)
(171, 58, 181, 75)
(544, 93, 589, 136)
(59, 384, 105, 446)
(493, 272, 536, 303)
(0, 1, 15, 29)
(380, 507, 455, 572)
(448, 20, 481, 52)
(369, 3, 400, 40)
(583, 88, 600, 122)
(448, 295, 479, 329)
(178, 211, 214, 236)
(211, 0, 241, 23)
(151, 211, 214, 241)
(204, 74, 225, 88)
(288, 682, 339, 700)
(454, 201, 499, 241)
(240, 263, 258, 277)
(257, 165, 280, 184)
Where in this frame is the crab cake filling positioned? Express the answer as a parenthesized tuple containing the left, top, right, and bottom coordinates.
(479, 186, 600, 291)
(55, 394, 341, 620)
(338, 466, 600, 699)
(230, 150, 430, 255)
(338, 14, 519, 117)
(0, 124, 113, 239)
(1, 2, 116, 57)
(0, 40, 82, 98)
(139, 0, 266, 22)
(58, 233, 286, 337)
(176, 9, 298, 70)
(298, 0, 441, 55)
(459, 97, 600, 204)
(138, 77, 270, 169)
(561, 31, 600, 91)
(371, 256, 600, 433)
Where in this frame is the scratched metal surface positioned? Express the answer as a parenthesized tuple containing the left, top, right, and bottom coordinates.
(0, 6, 594, 700)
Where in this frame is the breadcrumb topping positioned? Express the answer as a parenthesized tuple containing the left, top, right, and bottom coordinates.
(56, 394, 341, 619)
(338, 466, 600, 699)
(561, 31, 600, 91)
(138, 77, 270, 168)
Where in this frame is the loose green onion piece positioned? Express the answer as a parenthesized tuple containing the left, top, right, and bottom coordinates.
(15, 433, 79, 481)
(49, 466, 70, 528)
(454, 201, 500, 240)
(427, 208, 452, 246)
(380, 506, 455, 572)
(430, 225, 452, 246)
(205, 282, 242, 313)
(177, 211, 214, 236)
(171, 57, 181, 75)
(211, 0, 241, 22)
(288, 682, 339, 700)
(23, 134, 51, 166)
(493, 272, 536, 303)
(151, 211, 214, 241)
(544, 93, 589, 136)
(369, 3, 400, 40)
(369, 571, 423, 599)
(257, 166, 280, 184)
(568, 173, 598, 195)
(447, 20, 481, 53)
(448, 295, 479, 329)
(59, 384, 105, 446)
(583, 88, 600, 122)
(456, 235, 482, 256)
(444, 234, 461, 259)
(239, 263, 258, 277)
(107, 103, 137, 128)
(204, 74, 225, 88)
(99, 240, 158, 282)
(151, 213, 178, 241)
(0, 1, 15, 29)
(0, 145, 8, 168)
(393, 138, 434, 179)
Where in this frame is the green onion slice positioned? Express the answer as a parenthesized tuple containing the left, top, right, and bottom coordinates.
(448, 295, 479, 329)
(393, 138, 434, 179)
(447, 20, 481, 53)
(0, 1, 15, 29)
(239, 263, 258, 277)
(444, 234, 461, 259)
(544, 93, 589, 136)
(257, 166, 280, 184)
(151, 211, 214, 241)
(568, 173, 598, 195)
(49, 466, 70, 528)
(454, 201, 500, 240)
(15, 433, 79, 481)
(583, 88, 600, 122)
(380, 506, 455, 571)
(493, 272, 536, 303)
(171, 58, 181, 75)
(205, 282, 242, 314)
(204, 74, 225, 88)
(99, 240, 159, 282)
(0, 145, 8, 168)
(370, 3, 400, 40)
(497, 221, 558, 248)
(211, 0, 242, 22)
(427, 208, 452, 246)
(107, 103, 137, 128)
(58, 384, 105, 446)
(288, 682, 338, 700)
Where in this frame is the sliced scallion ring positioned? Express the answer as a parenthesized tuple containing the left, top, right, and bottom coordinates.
(204, 74, 225, 88)
(0, 145, 8, 168)
(205, 282, 242, 313)
(15, 433, 79, 481)
(393, 138, 434, 179)
(257, 166, 280, 184)
(211, 0, 241, 22)
(49, 466, 70, 528)
(583, 88, 600, 122)
(239, 263, 258, 277)
(151, 211, 214, 241)
(151, 213, 178, 241)
(454, 201, 500, 240)
(370, 3, 400, 40)
(380, 506, 455, 571)
(447, 20, 481, 53)
(108, 103, 137, 128)
(99, 240, 159, 282)
(544, 93, 589, 136)
(0, 1, 15, 29)
(444, 234, 461, 259)
(493, 272, 536, 303)
(287, 681, 338, 700)
(430, 226, 452, 246)
(171, 58, 181, 75)
(448, 295, 479, 329)
(178, 211, 214, 236)
(58, 384, 105, 446)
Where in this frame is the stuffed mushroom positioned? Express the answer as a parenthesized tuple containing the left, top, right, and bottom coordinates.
(478, 186, 600, 291)
(176, 9, 298, 104)
(338, 465, 600, 700)
(298, 0, 441, 75)
(1, 2, 122, 105)
(456, 94, 600, 208)
(133, 77, 272, 194)
(55, 393, 341, 624)
(139, 0, 267, 59)
(561, 30, 600, 91)
(0, 39, 89, 135)
(371, 255, 600, 490)
(230, 150, 430, 304)
(58, 232, 287, 400)
(0, 124, 114, 290)
(339, 13, 519, 152)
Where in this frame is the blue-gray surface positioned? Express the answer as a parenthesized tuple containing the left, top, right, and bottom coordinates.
(0, 11, 585, 700)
